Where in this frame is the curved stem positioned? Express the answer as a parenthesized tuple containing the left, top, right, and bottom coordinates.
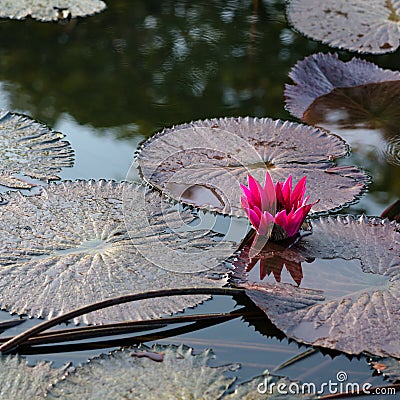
(0, 310, 252, 347)
(18, 311, 241, 355)
(0, 287, 246, 353)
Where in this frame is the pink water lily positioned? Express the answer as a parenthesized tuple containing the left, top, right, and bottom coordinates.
(240, 171, 318, 239)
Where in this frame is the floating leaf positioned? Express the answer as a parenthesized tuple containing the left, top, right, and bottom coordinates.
(47, 344, 316, 399)
(0, 0, 106, 21)
(0, 180, 237, 324)
(137, 117, 368, 216)
(285, 53, 400, 202)
(234, 216, 400, 358)
(0, 110, 73, 189)
(48, 344, 237, 399)
(285, 53, 400, 121)
(286, 0, 400, 54)
(370, 357, 400, 383)
(0, 355, 61, 399)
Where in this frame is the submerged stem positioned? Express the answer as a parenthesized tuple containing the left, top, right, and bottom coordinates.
(0, 287, 246, 353)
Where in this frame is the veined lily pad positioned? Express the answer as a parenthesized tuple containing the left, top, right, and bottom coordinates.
(0, 110, 73, 189)
(47, 344, 316, 399)
(286, 0, 400, 54)
(0, 355, 62, 399)
(137, 117, 368, 217)
(0, 0, 106, 21)
(370, 357, 400, 382)
(0, 180, 237, 324)
(233, 216, 400, 358)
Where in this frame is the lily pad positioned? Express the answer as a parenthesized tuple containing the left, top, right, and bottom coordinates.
(47, 344, 316, 399)
(0, 110, 73, 189)
(0, 355, 62, 399)
(233, 216, 400, 358)
(370, 357, 400, 382)
(0, 180, 237, 324)
(286, 0, 400, 54)
(285, 53, 400, 202)
(285, 53, 400, 123)
(137, 117, 368, 217)
(0, 0, 106, 21)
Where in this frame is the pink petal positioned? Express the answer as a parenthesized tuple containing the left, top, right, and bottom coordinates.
(240, 184, 254, 205)
(286, 209, 306, 237)
(247, 208, 261, 231)
(274, 209, 303, 238)
(241, 195, 249, 208)
(258, 211, 275, 236)
(275, 181, 284, 208)
(291, 176, 307, 207)
(247, 174, 262, 209)
(279, 175, 294, 213)
(261, 171, 276, 211)
(282, 175, 293, 201)
(274, 210, 289, 233)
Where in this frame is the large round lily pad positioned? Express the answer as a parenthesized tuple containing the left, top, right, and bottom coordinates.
(0, 0, 106, 21)
(0, 180, 237, 324)
(137, 117, 368, 217)
(233, 216, 400, 358)
(47, 344, 316, 399)
(286, 0, 400, 54)
(0, 110, 73, 189)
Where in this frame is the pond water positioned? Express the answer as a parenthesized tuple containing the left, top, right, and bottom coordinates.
(0, 0, 399, 397)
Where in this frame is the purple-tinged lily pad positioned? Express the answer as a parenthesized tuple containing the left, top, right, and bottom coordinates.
(233, 216, 400, 358)
(137, 117, 368, 217)
(47, 344, 316, 399)
(0, 111, 73, 189)
(0, 180, 237, 324)
(285, 53, 400, 121)
(286, 0, 400, 54)
(0, 0, 106, 21)
(285, 53, 400, 198)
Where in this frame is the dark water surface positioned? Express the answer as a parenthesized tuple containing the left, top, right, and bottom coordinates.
(0, 0, 398, 397)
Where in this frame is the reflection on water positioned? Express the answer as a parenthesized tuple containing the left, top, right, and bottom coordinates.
(235, 238, 390, 301)
(0, 0, 324, 131)
(385, 135, 400, 166)
(166, 182, 224, 208)
(55, 114, 142, 182)
(304, 82, 400, 137)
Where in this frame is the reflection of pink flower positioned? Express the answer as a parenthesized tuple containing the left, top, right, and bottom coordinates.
(240, 172, 318, 239)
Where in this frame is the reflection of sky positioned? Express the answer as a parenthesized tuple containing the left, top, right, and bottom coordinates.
(55, 114, 142, 183)
(0, 82, 143, 185)
(0, 82, 11, 109)
(321, 123, 386, 158)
